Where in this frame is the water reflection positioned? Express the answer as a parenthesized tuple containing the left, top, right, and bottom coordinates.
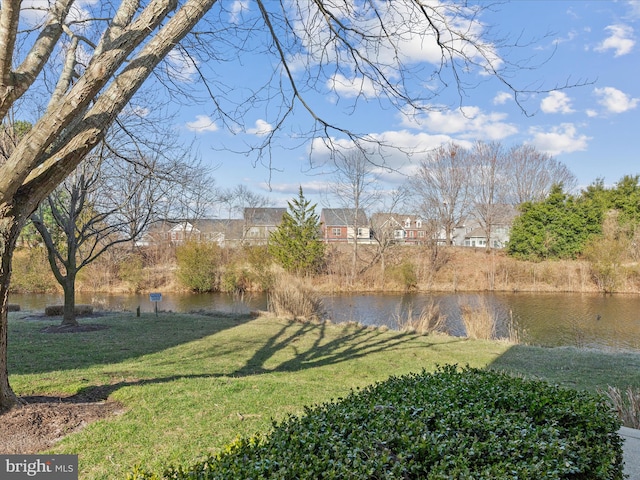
(9, 291, 640, 351)
(323, 292, 640, 351)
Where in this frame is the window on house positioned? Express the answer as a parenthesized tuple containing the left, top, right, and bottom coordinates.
(357, 228, 368, 238)
(418, 231, 425, 238)
(409, 231, 414, 238)
(404, 219, 411, 228)
(332, 227, 342, 236)
(394, 230, 404, 238)
(416, 220, 422, 228)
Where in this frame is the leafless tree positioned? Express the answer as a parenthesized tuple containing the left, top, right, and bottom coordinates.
(163, 161, 218, 239)
(30, 140, 194, 327)
(505, 144, 577, 205)
(368, 187, 410, 285)
(411, 143, 473, 246)
(469, 141, 509, 250)
(219, 185, 272, 220)
(217, 184, 273, 242)
(0, 0, 586, 410)
(328, 150, 381, 279)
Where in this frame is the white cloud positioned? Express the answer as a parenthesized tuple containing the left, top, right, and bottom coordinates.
(247, 119, 274, 136)
(306, 128, 475, 183)
(21, 0, 96, 29)
(529, 123, 590, 155)
(266, 181, 329, 196)
(493, 92, 512, 105)
(327, 73, 379, 99)
(595, 24, 635, 57)
(186, 115, 219, 133)
(553, 30, 578, 45)
(401, 105, 518, 141)
(229, 0, 250, 24)
(629, 1, 640, 19)
(540, 91, 574, 114)
(292, 2, 502, 87)
(594, 86, 639, 113)
(166, 48, 198, 82)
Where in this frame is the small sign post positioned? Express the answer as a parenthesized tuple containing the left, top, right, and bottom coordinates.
(149, 292, 162, 317)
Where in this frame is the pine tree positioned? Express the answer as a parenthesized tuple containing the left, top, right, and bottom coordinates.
(269, 187, 325, 274)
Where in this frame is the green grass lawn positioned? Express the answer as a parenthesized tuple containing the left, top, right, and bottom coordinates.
(7, 311, 640, 479)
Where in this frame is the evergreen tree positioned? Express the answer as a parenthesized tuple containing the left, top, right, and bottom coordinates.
(507, 184, 602, 260)
(269, 187, 325, 275)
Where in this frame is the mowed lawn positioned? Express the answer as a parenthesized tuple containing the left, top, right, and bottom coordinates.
(7, 311, 640, 479)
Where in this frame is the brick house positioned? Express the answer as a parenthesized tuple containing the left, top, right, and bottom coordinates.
(320, 208, 370, 243)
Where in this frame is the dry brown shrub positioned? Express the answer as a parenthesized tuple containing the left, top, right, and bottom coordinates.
(268, 274, 324, 321)
(605, 386, 640, 428)
(394, 300, 447, 335)
(459, 298, 520, 342)
(460, 299, 497, 340)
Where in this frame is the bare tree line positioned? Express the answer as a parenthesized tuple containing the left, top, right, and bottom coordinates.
(323, 141, 575, 249)
(408, 141, 576, 246)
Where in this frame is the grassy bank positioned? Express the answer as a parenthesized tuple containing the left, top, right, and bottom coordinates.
(6, 311, 640, 478)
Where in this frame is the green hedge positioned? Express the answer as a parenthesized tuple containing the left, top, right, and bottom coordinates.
(129, 366, 624, 479)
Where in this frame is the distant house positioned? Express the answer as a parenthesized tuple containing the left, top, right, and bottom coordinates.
(320, 208, 371, 243)
(140, 219, 245, 247)
(242, 207, 287, 245)
(138, 208, 287, 248)
(140, 204, 516, 250)
(461, 204, 517, 248)
(370, 213, 430, 245)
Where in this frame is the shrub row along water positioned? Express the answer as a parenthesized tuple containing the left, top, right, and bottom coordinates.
(129, 366, 623, 479)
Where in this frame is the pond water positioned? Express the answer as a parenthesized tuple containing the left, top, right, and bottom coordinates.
(9, 291, 640, 351)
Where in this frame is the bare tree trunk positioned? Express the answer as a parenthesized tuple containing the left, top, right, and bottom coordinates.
(0, 214, 24, 411)
(352, 233, 358, 281)
(62, 274, 78, 327)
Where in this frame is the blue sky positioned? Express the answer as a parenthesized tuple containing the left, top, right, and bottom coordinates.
(173, 0, 640, 210)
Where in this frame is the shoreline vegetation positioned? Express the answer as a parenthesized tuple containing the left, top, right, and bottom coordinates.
(11, 243, 640, 297)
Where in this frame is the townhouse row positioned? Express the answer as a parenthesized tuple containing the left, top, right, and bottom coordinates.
(140, 206, 516, 249)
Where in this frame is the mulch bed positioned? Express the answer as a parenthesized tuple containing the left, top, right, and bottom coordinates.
(0, 396, 124, 454)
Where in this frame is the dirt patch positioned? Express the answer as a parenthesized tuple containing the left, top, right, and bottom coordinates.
(0, 396, 124, 454)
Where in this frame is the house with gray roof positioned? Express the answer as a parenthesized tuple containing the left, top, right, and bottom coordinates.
(140, 219, 245, 247)
(242, 207, 287, 245)
(320, 208, 371, 243)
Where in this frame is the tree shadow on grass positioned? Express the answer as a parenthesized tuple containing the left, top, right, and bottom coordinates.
(16, 318, 463, 404)
(20, 374, 217, 405)
(231, 320, 448, 377)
